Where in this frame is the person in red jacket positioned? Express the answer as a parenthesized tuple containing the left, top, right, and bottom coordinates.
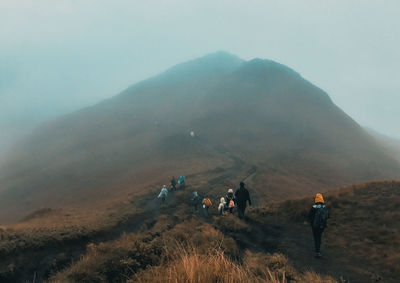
(202, 197, 212, 217)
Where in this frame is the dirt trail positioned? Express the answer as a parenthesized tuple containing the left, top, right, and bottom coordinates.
(222, 214, 373, 283)
(135, 152, 371, 282)
(190, 150, 369, 282)
(274, 222, 357, 282)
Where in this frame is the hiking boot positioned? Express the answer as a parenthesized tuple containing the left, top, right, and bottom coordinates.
(315, 252, 322, 258)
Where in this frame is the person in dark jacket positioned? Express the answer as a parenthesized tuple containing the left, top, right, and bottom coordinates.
(308, 193, 329, 258)
(170, 176, 177, 191)
(235, 182, 251, 219)
(191, 191, 200, 212)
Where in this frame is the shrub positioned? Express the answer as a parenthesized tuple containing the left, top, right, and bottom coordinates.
(133, 247, 281, 283)
(134, 247, 337, 283)
(213, 214, 252, 233)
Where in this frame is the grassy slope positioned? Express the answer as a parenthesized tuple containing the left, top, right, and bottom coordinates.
(270, 180, 400, 282)
(1, 180, 399, 282)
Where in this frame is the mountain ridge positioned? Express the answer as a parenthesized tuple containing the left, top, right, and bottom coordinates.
(0, 51, 399, 224)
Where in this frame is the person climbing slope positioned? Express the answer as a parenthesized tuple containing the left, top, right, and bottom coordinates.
(225, 188, 236, 214)
(202, 197, 212, 217)
(218, 197, 226, 215)
(308, 193, 329, 258)
(170, 176, 177, 191)
(178, 175, 186, 190)
(235, 182, 251, 219)
(158, 185, 168, 204)
(191, 191, 200, 212)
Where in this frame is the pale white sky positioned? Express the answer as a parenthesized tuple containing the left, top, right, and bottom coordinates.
(0, 0, 399, 153)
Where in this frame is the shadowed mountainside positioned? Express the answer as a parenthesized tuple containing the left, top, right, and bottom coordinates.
(0, 51, 399, 223)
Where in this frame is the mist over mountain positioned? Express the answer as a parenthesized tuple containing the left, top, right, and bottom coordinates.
(366, 128, 400, 163)
(0, 51, 399, 224)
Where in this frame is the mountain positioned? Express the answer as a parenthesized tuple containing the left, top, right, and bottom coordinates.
(366, 128, 400, 163)
(0, 51, 399, 224)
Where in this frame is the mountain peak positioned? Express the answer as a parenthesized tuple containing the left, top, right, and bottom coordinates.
(199, 50, 243, 62)
(155, 51, 244, 82)
(239, 58, 299, 77)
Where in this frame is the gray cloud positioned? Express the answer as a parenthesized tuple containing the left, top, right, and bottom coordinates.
(1, 0, 399, 153)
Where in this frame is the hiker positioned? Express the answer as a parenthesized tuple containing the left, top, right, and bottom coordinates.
(178, 175, 186, 190)
(218, 197, 226, 215)
(158, 185, 168, 204)
(191, 191, 200, 212)
(170, 176, 177, 191)
(225, 188, 236, 214)
(235, 182, 251, 219)
(202, 197, 212, 217)
(308, 193, 329, 258)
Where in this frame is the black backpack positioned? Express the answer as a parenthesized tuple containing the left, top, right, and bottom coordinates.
(312, 205, 328, 229)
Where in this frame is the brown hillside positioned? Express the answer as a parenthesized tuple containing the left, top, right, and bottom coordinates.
(0, 51, 399, 224)
(258, 180, 400, 282)
(1, 180, 399, 282)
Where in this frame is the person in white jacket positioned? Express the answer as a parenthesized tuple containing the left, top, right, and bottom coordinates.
(218, 197, 226, 215)
(158, 185, 168, 204)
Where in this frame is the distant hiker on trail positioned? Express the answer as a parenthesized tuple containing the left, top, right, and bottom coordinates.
(191, 191, 200, 212)
(235, 182, 251, 219)
(158, 185, 168, 204)
(170, 176, 177, 191)
(225, 188, 236, 214)
(308, 193, 329, 258)
(202, 197, 212, 217)
(178, 176, 186, 190)
(218, 197, 226, 215)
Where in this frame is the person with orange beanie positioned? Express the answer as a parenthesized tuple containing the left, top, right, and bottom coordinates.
(308, 193, 329, 258)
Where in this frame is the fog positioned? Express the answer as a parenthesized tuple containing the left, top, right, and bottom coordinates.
(1, 0, 399, 157)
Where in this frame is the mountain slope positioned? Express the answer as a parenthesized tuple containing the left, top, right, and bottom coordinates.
(366, 128, 400, 163)
(0, 51, 399, 223)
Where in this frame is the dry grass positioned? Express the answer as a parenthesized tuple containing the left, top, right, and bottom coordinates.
(0, 200, 142, 255)
(213, 213, 252, 233)
(49, 233, 162, 282)
(49, 210, 337, 283)
(134, 247, 280, 283)
(6, 180, 399, 282)
(48, 209, 240, 282)
(252, 180, 400, 281)
(243, 251, 337, 283)
(134, 246, 337, 283)
(0, 193, 153, 282)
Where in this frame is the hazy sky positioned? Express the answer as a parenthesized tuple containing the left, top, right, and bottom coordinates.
(1, 0, 399, 154)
